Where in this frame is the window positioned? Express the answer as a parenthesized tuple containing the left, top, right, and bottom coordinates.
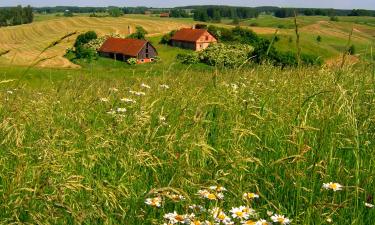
(206, 35, 209, 41)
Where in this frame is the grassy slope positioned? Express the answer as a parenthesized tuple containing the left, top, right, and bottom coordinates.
(0, 62, 374, 224)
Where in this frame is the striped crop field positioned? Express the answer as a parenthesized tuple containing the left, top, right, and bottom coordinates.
(0, 15, 193, 68)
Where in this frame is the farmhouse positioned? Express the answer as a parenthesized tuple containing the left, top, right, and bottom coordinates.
(171, 28, 217, 51)
(98, 38, 158, 63)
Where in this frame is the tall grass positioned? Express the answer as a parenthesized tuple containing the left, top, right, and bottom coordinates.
(0, 64, 374, 224)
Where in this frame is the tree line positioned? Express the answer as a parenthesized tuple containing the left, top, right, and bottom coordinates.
(274, 8, 375, 18)
(0, 6, 33, 27)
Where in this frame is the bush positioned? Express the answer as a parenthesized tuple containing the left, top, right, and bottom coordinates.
(195, 24, 208, 29)
(176, 52, 200, 65)
(330, 16, 339, 22)
(249, 22, 259, 27)
(160, 30, 177, 45)
(127, 58, 138, 65)
(199, 43, 254, 67)
(128, 26, 148, 40)
(63, 10, 73, 17)
(74, 31, 98, 48)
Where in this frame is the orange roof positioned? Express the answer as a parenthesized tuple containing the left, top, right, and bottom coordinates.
(171, 28, 213, 43)
(99, 38, 147, 57)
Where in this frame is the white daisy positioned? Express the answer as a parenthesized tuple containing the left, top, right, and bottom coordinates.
(270, 214, 291, 225)
(100, 97, 109, 102)
(230, 206, 249, 220)
(323, 182, 343, 191)
(160, 84, 170, 89)
(145, 196, 162, 207)
(255, 219, 271, 225)
(116, 108, 127, 113)
(243, 192, 259, 200)
(365, 202, 374, 208)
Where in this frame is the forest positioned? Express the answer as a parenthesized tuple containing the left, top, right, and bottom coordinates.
(0, 6, 33, 26)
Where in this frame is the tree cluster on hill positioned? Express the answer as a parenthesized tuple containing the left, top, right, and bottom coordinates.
(192, 6, 259, 22)
(65, 31, 98, 62)
(170, 9, 190, 18)
(0, 5, 33, 27)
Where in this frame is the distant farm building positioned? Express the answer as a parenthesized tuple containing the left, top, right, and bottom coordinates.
(98, 38, 158, 63)
(170, 28, 217, 51)
(160, 13, 170, 18)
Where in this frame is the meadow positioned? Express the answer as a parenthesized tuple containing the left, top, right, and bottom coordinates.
(0, 13, 375, 225)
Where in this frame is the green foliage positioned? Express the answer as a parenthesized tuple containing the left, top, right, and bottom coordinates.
(74, 31, 98, 48)
(0, 5, 33, 26)
(127, 58, 138, 65)
(0, 64, 374, 224)
(330, 16, 339, 22)
(127, 26, 148, 40)
(199, 43, 254, 67)
(176, 52, 200, 64)
(108, 7, 123, 17)
(160, 30, 177, 45)
(170, 9, 190, 18)
(67, 31, 98, 61)
(232, 18, 240, 25)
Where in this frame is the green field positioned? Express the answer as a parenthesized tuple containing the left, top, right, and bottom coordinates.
(1, 13, 375, 225)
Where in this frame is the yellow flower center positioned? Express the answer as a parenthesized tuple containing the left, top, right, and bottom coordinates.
(175, 215, 184, 222)
(278, 218, 285, 223)
(236, 211, 244, 217)
(244, 220, 256, 225)
(193, 220, 201, 225)
(207, 193, 217, 200)
(330, 183, 337, 189)
(218, 213, 226, 220)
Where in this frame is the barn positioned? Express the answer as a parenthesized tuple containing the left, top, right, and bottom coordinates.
(170, 28, 217, 51)
(98, 38, 158, 63)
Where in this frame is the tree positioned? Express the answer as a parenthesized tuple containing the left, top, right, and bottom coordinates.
(108, 7, 123, 17)
(63, 10, 73, 17)
(128, 26, 148, 40)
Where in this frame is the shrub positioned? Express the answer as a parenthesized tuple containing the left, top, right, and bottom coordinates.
(249, 22, 259, 27)
(160, 30, 177, 45)
(176, 52, 199, 65)
(74, 31, 98, 48)
(127, 58, 138, 65)
(199, 43, 254, 67)
(330, 16, 339, 22)
(128, 26, 148, 40)
(195, 24, 208, 29)
(63, 10, 73, 17)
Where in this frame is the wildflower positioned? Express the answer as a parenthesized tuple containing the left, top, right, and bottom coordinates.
(109, 87, 119, 92)
(169, 194, 185, 201)
(160, 84, 170, 89)
(107, 109, 116, 115)
(211, 208, 232, 224)
(135, 91, 146, 96)
(100, 97, 109, 102)
(120, 98, 136, 103)
(6, 90, 13, 94)
(116, 108, 127, 113)
(270, 214, 291, 225)
(164, 211, 186, 224)
(323, 182, 343, 191)
(141, 83, 151, 89)
(243, 220, 256, 225)
(159, 116, 166, 122)
(217, 192, 225, 200)
(255, 219, 271, 225)
(266, 211, 273, 217)
(365, 202, 374, 208)
(209, 186, 227, 192)
(242, 207, 256, 216)
(230, 206, 250, 220)
(198, 189, 217, 200)
(243, 192, 259, 200)
(326, 218, 333, 223)
(145, 196, 162, 208)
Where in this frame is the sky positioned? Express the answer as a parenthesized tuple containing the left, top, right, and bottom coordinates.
(0, 0, 374, 10)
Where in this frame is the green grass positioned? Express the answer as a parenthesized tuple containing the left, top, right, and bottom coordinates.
(0, 62, 374, 224)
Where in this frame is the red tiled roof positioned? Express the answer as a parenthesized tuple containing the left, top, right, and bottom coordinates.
(171, 28, 212, 42)
(99, 38, 147, 57)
